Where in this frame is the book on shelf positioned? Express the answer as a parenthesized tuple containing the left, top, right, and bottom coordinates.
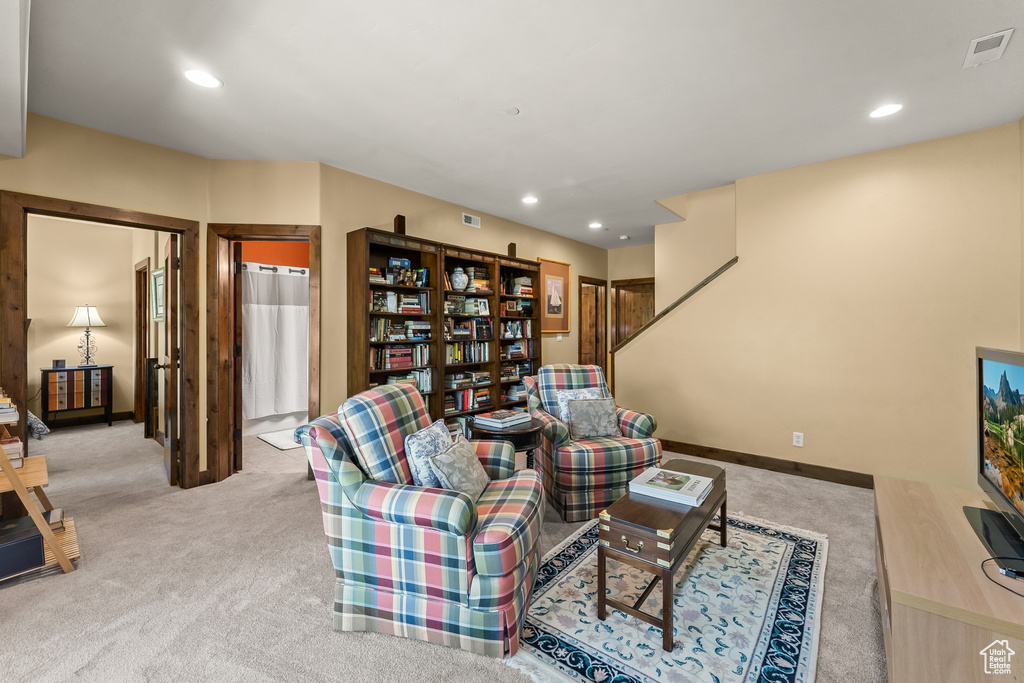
(629, 467, 715, 506)
(43, 507, 65, 531)
(472, 409, 531, 428)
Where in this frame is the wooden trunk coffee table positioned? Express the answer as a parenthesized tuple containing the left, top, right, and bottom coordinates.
(597, 460, 727, 652)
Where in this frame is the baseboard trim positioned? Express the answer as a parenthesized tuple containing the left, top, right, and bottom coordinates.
(661, 439, 875, 489)
(46, 411, 134, 430)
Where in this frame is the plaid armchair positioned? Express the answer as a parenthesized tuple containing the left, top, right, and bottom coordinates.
(525, 364, 661, 522)
(296, 383, 543, 658)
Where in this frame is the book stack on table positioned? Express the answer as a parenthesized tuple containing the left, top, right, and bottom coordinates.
(1, 435, 23, 469)
(473, 410, 531, 429)
(0, 389, 16, 425)
(629, 466, 715, 507)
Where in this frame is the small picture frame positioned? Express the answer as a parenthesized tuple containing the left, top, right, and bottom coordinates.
(52, 359, 65, 369)
(477, 298, 490, 316)
(151, 268, 166, 322)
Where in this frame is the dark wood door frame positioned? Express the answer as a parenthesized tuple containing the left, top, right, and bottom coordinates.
(0, 191, 201, 488)
(133, 258, 150, 423)
(578, 276, 608, 374)
(206, 224, 321, 484)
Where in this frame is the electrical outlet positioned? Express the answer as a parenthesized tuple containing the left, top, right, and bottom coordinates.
(793, 432, 804, 447)
(556, 334, 562, 342)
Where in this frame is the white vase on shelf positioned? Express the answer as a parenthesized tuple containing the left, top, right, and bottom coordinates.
(451, 267, 469, 291)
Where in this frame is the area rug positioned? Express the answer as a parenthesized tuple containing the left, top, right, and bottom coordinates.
(509, 514, 828, 683)
(256, 428, 302, 451)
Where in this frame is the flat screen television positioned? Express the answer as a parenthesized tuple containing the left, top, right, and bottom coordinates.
(973, 347, 1024, 574)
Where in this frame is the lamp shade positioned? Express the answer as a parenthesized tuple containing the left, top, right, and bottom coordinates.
(67, 305, 106, 328)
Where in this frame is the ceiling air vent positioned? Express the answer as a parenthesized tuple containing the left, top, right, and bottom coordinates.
(963, 29, 1013, 69)
(462, 212, 481, 229)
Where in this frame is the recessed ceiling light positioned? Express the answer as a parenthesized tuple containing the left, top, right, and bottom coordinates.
(589, 222, 602, 229)
(185, 69, 223, 88)
(619, 235, 630, 241)
(504, 106, 520, 116)
(869, 103, 902, 118)
(522, 196, 538, 204)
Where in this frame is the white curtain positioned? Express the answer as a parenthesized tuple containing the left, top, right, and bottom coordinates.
(242, 261, 309, 419)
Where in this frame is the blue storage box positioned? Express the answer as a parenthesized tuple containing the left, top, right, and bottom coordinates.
(0, 516, 46, 580)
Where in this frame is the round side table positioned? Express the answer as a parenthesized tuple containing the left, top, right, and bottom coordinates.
(468, 417, 544, 470)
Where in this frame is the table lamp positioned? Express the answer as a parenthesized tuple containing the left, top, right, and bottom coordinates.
(67, 305, 106, 366)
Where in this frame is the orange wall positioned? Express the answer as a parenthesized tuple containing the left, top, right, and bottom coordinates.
(240, 241, 310, 268)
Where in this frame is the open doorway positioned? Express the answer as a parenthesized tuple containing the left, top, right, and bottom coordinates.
(238, 241, 311, 444)
(0, 191, 201, 509)
(206, 224, 321, 481)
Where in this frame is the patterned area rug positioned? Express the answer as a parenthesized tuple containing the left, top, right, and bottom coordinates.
(509, 514, 828, 683)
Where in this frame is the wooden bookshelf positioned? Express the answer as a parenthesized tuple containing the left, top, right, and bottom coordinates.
(347, 228, 542, 424)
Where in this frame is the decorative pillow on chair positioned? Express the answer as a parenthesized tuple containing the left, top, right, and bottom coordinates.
(554, 387, 604, 423)
(567, 398, 620, 439)
(404, 419, 452, 487)
(429, 434, 490, 501)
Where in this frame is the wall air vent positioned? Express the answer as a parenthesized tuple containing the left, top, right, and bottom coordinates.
(462, 212, 481, 229)
(963, 29, 1013, 69)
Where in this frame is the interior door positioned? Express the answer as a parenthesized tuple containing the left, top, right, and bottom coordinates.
(612, 279, 655, 346)
(578, 277, 607, 375)
(162, 234, 180, 485)
(232, 241, 243, 473)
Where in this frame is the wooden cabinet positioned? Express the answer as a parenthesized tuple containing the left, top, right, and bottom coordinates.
(875, 477, 1024, 682)
(40, 365, 113, 426)
(347, 228, 542, 425)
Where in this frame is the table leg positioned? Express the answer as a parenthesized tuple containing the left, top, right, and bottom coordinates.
(597, 545, 607, 620)
(720, 495, 728, 547)
(662, 567, 674, 651)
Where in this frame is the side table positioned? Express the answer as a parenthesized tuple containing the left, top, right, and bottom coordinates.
(468, 416, 544, 469)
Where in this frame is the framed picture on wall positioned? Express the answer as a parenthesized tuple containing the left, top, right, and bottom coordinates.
(539, 257, 571, 333)
(151, 268, 166, 322)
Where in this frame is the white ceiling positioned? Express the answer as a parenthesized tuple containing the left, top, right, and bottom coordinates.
(16, 0, 1024, 249)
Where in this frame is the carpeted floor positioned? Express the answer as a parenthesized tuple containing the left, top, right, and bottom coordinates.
(0, 422, 886, 682)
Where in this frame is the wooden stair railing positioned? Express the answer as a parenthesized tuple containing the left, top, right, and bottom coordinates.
(609, 256, 738, 394)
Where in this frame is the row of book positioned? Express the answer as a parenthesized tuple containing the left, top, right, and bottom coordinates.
(369, 259, 430, 287)
(500, 383, 527, 403)
(370, 291, 431, 314)
(444, 387, 491, 414)
(445, 341, 490, 364)
(0, 389, 17, 426)
(385, 369, 432, 393)
(500, 360, 534, 381)
(370, 344, 430, 370)
(499, 274, 533, 296)
(444, 296, 490, 316)
(500, 339, 534, 361)
(500, 299, 534, 317)
(444, 371, 490, 389)
(500, 320, 533, 339)
(369, 319, 432, 342)
(444, 318, 492, 341)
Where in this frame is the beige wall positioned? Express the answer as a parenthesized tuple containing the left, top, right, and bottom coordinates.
(26, 216, 135, 417)
(2, 114, 600, 475)
(617, 123, 1021, 490)
(654, 185, 737, 312)
(608, 244, 655, 281)
(317, 163, 606, 413)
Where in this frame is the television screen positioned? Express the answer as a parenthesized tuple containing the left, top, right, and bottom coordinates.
(980, 357, 1024, 519)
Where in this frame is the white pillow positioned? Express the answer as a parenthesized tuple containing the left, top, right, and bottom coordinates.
(554, 387, 603, 423)
(404, 419, 452, 488)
